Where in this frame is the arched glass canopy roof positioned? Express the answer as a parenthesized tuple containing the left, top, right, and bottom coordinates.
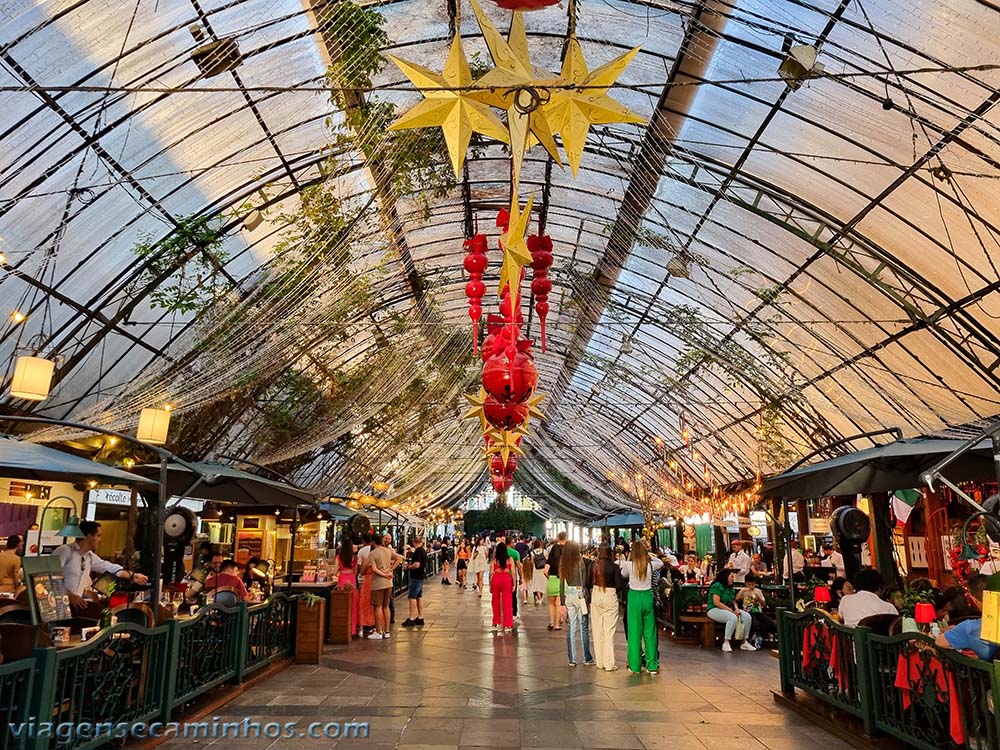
(1, 0, 999, 519)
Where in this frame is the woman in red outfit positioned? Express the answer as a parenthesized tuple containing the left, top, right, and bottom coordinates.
(490, 541, 515, 633)
(332, 535, 360, 637)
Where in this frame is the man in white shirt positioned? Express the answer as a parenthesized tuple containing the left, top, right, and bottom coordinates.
(837, 569, 897, 627)
(821, 544, 846, 578)
(727, 540, 751, 583)
(54, 521, 148, 610)
(790, 541, 805, 581)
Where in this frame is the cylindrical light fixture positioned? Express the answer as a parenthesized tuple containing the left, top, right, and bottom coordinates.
(137, 406, 172, 445)
(10, 355, 55, 401)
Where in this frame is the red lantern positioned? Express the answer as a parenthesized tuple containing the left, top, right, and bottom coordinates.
(491, 474, 514, 492)
(483, 396, 529, 431)
(482, 350, 538, 404)
(528, 233, 554, 352)
(463, 234, 489, 353)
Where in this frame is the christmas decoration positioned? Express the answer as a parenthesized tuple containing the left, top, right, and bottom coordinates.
(463, 234, 489, 352)
(528, 233, 553, 351)
(490, 0, 559, 10)
(482, 349, 538, 404)
(483, 395, 529, 430)
(386, 34, 508, 178)
(497, 193, 535, 302)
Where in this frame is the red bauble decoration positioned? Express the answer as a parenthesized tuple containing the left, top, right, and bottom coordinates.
(528, 233, 554, 351)
(490, 453, 517, 477)
(482, 350, 538, 404)
(491, 474, 514, 492)
(490, 0, 559, 10)
(463, 234, 489, 353)
(483, 396, 529, 431)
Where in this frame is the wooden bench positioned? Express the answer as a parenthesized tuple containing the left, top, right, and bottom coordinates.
(679, 614, 723, 648)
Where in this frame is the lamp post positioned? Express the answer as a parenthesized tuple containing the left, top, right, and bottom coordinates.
(33, 495, 84, 551)
(1, 415, 211, 610)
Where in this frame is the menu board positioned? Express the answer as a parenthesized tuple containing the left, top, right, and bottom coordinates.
(21, 555, 72, 625)
(236, 531, 264, 565)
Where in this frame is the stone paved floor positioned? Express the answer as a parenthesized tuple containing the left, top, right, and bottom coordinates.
(172, 576, 851, 750)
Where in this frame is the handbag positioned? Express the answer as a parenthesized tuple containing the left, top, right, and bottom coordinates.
(734, 612, 745, 641)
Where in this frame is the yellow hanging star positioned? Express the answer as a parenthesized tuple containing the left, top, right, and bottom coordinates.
(498, 191, 535, 301)
(463, 388, 491, 433)
(543, 39, 644, 176)
(467, 0, 562, 190)
(485, 428, 525, 465)
(386, 33, 510, 178)
(524, 392, 546, 426)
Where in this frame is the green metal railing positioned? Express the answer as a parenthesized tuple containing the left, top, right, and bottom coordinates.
(776, 608, 873, 731)
(20, 595, 296, 750)
(778, 609, 1000, 749)
(244, 594, 294, 676)
(0, 659, 36, 750)
(866, 632, 1000, 750)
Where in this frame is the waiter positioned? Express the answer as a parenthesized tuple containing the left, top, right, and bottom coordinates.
(54, 521, 148, 610)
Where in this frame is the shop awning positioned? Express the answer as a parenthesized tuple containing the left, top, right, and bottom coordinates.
(762, 438, 996, 499)
(0, 435, 155, 486)
(132, 461, 316, 508)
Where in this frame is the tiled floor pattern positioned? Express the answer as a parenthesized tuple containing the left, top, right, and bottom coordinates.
(167, 576, 850, 750)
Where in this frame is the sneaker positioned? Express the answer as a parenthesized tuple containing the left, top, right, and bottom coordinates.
(721, 641, 733, 653)
(568, 662, 577, 667)
(606, 666, 618, 672)
(583, 661, 595, 666)
(369, 632, 385, 640)
(491, 625, 499, 632)
(649, 670, 658, 675)
(402, 619, 415, 627)
(383, 632, 391, 639)
(415, 618, 425, 626)
(740, 641, 757, 651)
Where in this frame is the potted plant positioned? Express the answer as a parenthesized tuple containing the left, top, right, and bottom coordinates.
(294, 593, 325, 664)
(328, 581, 355, 645)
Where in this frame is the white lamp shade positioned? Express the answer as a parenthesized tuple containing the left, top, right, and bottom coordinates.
(10, 356, 54, 401)
(137, 407, 171, 445)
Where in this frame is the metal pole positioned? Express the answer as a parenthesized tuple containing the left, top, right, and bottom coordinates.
(784, 497, 796, 609)
(286, 508, 300, 594)
(149, 458, 169, 608)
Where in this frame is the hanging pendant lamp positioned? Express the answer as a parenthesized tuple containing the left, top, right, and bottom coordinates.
(10, 355, 55, 401)
(137, 405, 172, 445)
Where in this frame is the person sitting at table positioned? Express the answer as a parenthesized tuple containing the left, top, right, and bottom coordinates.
(679, 553, 704, 582)
(706, 568, 756, 652)
(837, 569, 897, 628)
(736, 573, 775, 644)
(831, 577, 854, 610)
(750, 553, 769, 577)
(242, 557, 268, 591)
(935, 585, 971, 624)
(936, 574, 996, 661)
(54, 521, 148, 610)
(203, 560, 249, 602)
(0, 535, 24, 594)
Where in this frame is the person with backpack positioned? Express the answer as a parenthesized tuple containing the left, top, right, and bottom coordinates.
(530, 538, 547, 605)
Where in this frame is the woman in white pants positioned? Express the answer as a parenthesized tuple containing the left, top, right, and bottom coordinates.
(706, 568, 755, 652)
(588, 542, 625, 670)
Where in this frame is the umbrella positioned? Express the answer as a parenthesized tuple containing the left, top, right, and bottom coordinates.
(131, 461, 316, 508)
(762, 437, 996, 498)
(0, 435, 155, 485)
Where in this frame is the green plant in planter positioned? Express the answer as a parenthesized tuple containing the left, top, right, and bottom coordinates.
(131, 215, 230, 313)
(299, 592, 324, 608)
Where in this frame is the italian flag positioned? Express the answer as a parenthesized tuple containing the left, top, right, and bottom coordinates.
(892, 489, 920, 526)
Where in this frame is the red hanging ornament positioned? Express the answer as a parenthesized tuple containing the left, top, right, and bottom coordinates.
(528, 233, 553, 352)
(490, 0, 558, 9)
(482, 349, 538, 404)
(490, 453, 517, 477)
(483, 396, 529, 431)
(491, 474, 514, 492)
(463, 234, 489, 354)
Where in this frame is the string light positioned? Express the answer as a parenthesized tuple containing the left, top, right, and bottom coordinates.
(10, 311, 26, 324)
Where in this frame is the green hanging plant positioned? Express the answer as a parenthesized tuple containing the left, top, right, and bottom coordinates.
(131, 215, 230, 313)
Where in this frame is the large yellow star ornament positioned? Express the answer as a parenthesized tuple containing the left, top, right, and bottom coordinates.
(463, 388, 491, 433)
(386, 34, 509, 178)
(498, 191, 535, 300)
(467, 0, 562, 190)
(544, 39, 645, 176)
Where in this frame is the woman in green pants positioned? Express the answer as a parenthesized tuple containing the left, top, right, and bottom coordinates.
(618, 540, 664, 674)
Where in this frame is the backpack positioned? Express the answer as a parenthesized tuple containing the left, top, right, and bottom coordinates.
(532, 550, 546, 569)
